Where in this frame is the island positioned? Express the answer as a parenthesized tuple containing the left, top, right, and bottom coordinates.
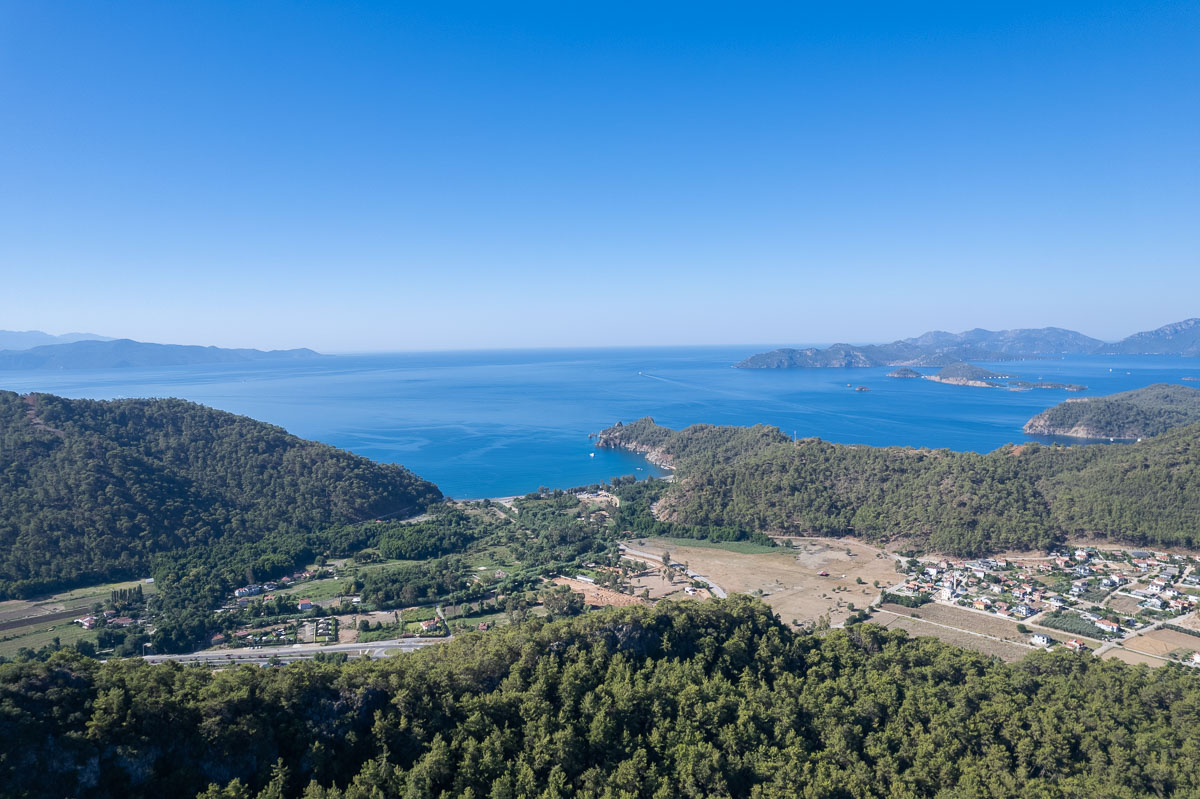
(887, 368, 923, 378)
(923, 362, 1016, 387)
(734, 317, 1200, 368)
(0, 338, 326, 370)
(1024, 383, 1200, 439)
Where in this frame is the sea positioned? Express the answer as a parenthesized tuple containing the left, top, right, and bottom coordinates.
(3, 347, 1197, 498)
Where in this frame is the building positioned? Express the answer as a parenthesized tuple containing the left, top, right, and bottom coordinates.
(298, 599, 313, 611)
(1095, 619, 1121, 635)
(1031, 634, 1051, 646)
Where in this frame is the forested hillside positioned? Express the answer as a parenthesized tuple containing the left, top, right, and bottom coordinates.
(1025, 383, 1200, 439)
(3, 599, 1200, 799)
(598, 417, 1200, 555)
(0, 391, 441, 598)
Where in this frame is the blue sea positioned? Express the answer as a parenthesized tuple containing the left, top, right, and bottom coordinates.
(3, 347, 1197, 498)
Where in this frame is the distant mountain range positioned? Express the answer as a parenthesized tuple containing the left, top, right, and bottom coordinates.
(735, 318, 1199, 368)
(0, 338, 324, 370)
(0, 329, 113, 350)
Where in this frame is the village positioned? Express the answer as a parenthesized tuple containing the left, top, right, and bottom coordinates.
(887, 545, 1200, 664)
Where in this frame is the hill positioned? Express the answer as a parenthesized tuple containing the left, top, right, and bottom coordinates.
(5, 599, 1200, 799)
(0, 339, 324, 370)
(735, 325, 1104, 368)
(924, 361, 1016, 386)
(0, 329, 112, 350)
(1025, 383, 1200, 439)
(597, 417, 1200, 555)
(886, 367, 923, 378)
(1099, 318, 1200, 356)
(0, 391, 441, 597)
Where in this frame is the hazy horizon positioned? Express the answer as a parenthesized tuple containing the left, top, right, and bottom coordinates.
(5, 317, 1196, 356)
(2, 3, 1197, 351)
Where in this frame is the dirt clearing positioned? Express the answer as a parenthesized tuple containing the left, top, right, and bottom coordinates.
(626, 537, 897, 625)
(553, 578, 649, 608)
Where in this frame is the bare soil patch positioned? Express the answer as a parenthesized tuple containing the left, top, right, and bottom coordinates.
(1123, 628, 1200, 658)
(552, 578, 649, 608)
(625, 565, 692, 600)
(1102, 648, 1169, 667)
(633, 537, 896, 625)
(1104, 595, 1142, 615)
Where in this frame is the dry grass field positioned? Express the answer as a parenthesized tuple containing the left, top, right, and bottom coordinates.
(552, 577, 649, 608)
(1104, 595, 1142, 615)
(1122, 628, 1200, 658)
(1102, 648, 1169, 667)
(871, 610, 1032, 662)
(628, 537, 897, 625)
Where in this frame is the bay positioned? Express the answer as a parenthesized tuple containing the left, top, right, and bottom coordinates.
(2, 347, 1197, 498)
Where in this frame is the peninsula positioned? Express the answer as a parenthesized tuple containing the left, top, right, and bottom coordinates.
(1024, 383, 1200, 439)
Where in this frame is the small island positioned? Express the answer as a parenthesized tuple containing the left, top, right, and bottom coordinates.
(1024, 383, 1200, 439)
(924, 362, 1016, 387)
(854, 385, 870, 392)
(887, 368, 923, 379)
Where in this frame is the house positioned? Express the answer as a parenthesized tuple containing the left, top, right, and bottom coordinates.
(111, 616, 135, 627)
(210, 633, 226, 646)
(1065, 639, 1085, 651)
(420, 619, 440, 632)
(75, 616, 96, 629)
(1191, 651, 1200, 666)
(1013, 604, 1034, 618)
(298, 599, 313, 611)
(1075, 549, 1090, 561)
(1031, 634, 1051, 646)
(973, 598, 991, 611)
(1095, 619, 1121, 635)
(478, 622, 491, 631)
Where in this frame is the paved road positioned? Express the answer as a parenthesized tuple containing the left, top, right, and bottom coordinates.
(144, 636, 449, 666)
(619, 544, 728, 598)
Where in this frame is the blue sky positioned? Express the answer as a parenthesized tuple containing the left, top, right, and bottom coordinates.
(1, 2, 1196, 351)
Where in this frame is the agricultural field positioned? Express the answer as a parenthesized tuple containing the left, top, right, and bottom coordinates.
(552, 577, 649, 608)
(1121, 627, 1200, 659)
(626, 537, 896, 625)
(874, 601, 1103, 648)
(1102, 648, 1170, 667)
(871, 610, 1032, 662)
(0, 578, 155, 658)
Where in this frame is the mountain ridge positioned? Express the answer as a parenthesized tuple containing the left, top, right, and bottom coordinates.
(0, 338, 325, 369)
(736, 318, 1198, 368)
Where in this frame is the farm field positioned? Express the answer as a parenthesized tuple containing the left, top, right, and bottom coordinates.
(877, 601, 1104, 648)
(871, 609, 1032, 662)
(1122, 628, 1200, 659)
(627, 537, 896, 625)
(552, 577, 649, 608)
(1102, 648, 1170, 667)
(0, 578, 155, 658)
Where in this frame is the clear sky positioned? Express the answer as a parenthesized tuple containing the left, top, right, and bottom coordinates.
(1, 2, 1196, 352)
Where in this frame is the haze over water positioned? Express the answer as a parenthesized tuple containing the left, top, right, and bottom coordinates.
(3, 347, 1196, 498)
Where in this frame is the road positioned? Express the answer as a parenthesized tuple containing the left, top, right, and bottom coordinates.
(144, 636, 449, 666)
(619, 544, 728, 598)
